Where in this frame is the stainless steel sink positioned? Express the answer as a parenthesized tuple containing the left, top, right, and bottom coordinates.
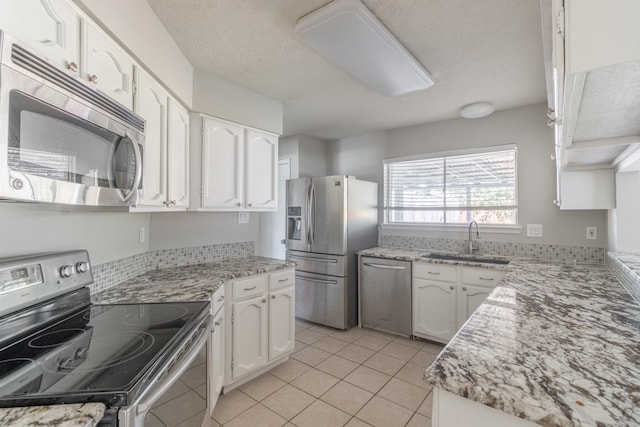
(423, 253, 511, 265)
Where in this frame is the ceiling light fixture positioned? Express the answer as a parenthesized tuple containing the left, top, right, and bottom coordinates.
(459, 102, 495, 119)
(295, 0, 434, 97)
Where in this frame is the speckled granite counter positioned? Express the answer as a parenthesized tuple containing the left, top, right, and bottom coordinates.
(0, 403, 105, 427)
(358, 246, 511, 270)
(359, 247, 640, 426)
(92, 256, 295, 304)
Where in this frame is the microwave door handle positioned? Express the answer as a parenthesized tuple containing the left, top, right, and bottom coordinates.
(121, 136, 142, 203)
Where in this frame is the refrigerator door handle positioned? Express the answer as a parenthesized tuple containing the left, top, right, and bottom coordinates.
(309, 183, 315, 246)
(305, 182, 312, 251)
(289, 254, 338, 264)
(295, 274, 338, 285)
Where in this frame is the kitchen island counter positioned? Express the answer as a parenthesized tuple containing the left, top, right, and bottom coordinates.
(92, 256, 295, 304)
(0, 403, 105, 427)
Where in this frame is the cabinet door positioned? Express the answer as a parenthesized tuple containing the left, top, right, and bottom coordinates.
(245, 129, 278, 211)
(268, 286, 295, 360)
(201, 118, 244, 209)
(413, 279, 457, 343)
(0, 0, 81, 75)
(208, 307, 225, 416)
(82, 21, 134, 108)
(135, 69, 168, 207)
(232, 295, 267, 380)
(456, 284, 492, 330)
(167, 98, 189, 208)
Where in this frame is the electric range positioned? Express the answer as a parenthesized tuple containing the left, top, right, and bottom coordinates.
(0, 250, 211, 426)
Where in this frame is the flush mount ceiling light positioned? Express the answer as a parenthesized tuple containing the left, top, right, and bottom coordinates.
(459, 102, 495, 119)
(295, 0, 434, 97)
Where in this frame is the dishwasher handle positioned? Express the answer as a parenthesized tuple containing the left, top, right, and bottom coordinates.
(363, 263, 406, 270)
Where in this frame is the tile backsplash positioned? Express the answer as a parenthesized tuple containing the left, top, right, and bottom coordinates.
(90, 241, 255, 295)
(607, 252, 640, 304)
(380, 235, 605, 265)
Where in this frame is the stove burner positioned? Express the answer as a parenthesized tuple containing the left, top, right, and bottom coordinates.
(0, 358, 37, 374)
(41, 332, 155, 374)
(123, 305, 189, 327)
(28, 329, 87, 349)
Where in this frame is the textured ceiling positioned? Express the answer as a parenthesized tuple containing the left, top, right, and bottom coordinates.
(146, 0, 546, 139)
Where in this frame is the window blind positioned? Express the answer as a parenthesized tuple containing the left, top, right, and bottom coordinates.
(384, 148, 517, 225)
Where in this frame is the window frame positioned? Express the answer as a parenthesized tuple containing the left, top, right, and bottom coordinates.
(382, 144, 520, 231)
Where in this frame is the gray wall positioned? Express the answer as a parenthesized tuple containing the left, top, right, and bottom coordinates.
(328, 104, 608, 247)
(298, 135, 328, 177)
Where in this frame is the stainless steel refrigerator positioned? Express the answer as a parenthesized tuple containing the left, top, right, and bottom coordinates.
(286, 175, 378, 329)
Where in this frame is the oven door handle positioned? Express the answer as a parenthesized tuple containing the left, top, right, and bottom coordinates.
(133, 315, 212, 418)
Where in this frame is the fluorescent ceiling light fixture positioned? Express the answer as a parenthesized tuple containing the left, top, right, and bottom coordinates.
(460, 102, 495, 119)
(295, 0, 434, 97)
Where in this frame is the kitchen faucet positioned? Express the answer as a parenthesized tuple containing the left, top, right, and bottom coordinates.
(468, 220, 479, 254)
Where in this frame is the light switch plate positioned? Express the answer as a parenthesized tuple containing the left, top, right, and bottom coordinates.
(526, 224, 543, 237)
(238, 212, 250, 224)
(586, 227, 597, 240)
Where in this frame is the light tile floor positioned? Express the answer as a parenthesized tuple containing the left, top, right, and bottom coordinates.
(148, 320, 444, 427)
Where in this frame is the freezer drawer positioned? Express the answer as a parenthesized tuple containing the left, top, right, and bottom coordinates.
(359, 257, 412, 336)
(295, 271, 346, 329)
(287, 250, 346, 277)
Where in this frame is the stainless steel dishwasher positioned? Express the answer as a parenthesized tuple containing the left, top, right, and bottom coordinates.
(358, 256, 412, 336)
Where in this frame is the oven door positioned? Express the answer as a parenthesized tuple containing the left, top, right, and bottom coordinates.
(116, 315, 212, 427)
(0, 37, 144, 207)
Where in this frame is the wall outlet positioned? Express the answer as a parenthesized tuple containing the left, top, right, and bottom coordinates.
(586, 226, 597, 240)
(238, 212, 250, 224)
(139, 226, 146, 243)
(526, 224, 543, 237)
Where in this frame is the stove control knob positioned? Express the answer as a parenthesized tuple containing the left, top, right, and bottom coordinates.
(58, 358, 75, 371)
(59, 265, 75, 278)
(76, 262, 90, 274)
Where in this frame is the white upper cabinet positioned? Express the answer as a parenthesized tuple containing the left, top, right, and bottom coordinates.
(191, 115, 279, 212)
(245, 129, 278, 211)
(167, 98, 189, 208)
(200, 117, 244, 210)
(0, 0, 81, 75)
(135, 69, 168, 207)
(82, 20, 135, 109)
(133, 68, 189, 211)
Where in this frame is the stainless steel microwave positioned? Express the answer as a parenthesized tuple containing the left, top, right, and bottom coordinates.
(0, 31, 145, 207)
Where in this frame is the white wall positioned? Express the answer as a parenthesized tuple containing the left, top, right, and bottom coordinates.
(148, 212, 259, 250)
(279, 136, 300, 179)
(192, 70, 283, 134)
(73, 0, 193, 106)
(328, 104, 608, 247)
(298, 136, 328, 177)
(609, 171, 640, 253)
(0, 204, 150, 264)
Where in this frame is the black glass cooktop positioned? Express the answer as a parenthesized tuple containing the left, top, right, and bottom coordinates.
(0, 299, 209, 407)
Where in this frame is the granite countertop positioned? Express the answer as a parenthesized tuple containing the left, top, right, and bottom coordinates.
(358, 246, 511, 270)
(360, 247, 640, 426)
(92, 255, 295, 304)
(0, 403, 105, 427)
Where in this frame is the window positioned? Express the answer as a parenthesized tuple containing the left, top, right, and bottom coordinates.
(383, 146, 517, 225)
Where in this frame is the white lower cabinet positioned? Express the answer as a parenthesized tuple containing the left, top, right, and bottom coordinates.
(208, 286, 225, 416)
(225, 268, 295, 388)
(413, 263, 505, 343)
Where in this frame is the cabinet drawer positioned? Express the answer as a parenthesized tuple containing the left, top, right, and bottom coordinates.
(413, 262, 456, 282)
(233, 275, 267, 300)
(460, 268, 505, 287)
(270, 269, 294, 291)
(212, 285, 225, 315)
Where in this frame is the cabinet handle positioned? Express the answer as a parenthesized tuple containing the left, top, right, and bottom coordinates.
(66, 61, 78, 72)
(449, 285, 454, 290)
(262, 298, 267, 303)
(462, 286, 467, 291)
(248, 203, 253, 207)
(479, 277, 494, 281)
(271, 295, 276, 299)
(244, 286, 257, 291)
(217, 295, 225, 302)
(89, 74, 99, 84)
(428, 271, 441, 276)
(170, 200, 176, 206)
(236, 203, 242, 207)
(278, 278, 289, 282)
(215, 319, 221, 327)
